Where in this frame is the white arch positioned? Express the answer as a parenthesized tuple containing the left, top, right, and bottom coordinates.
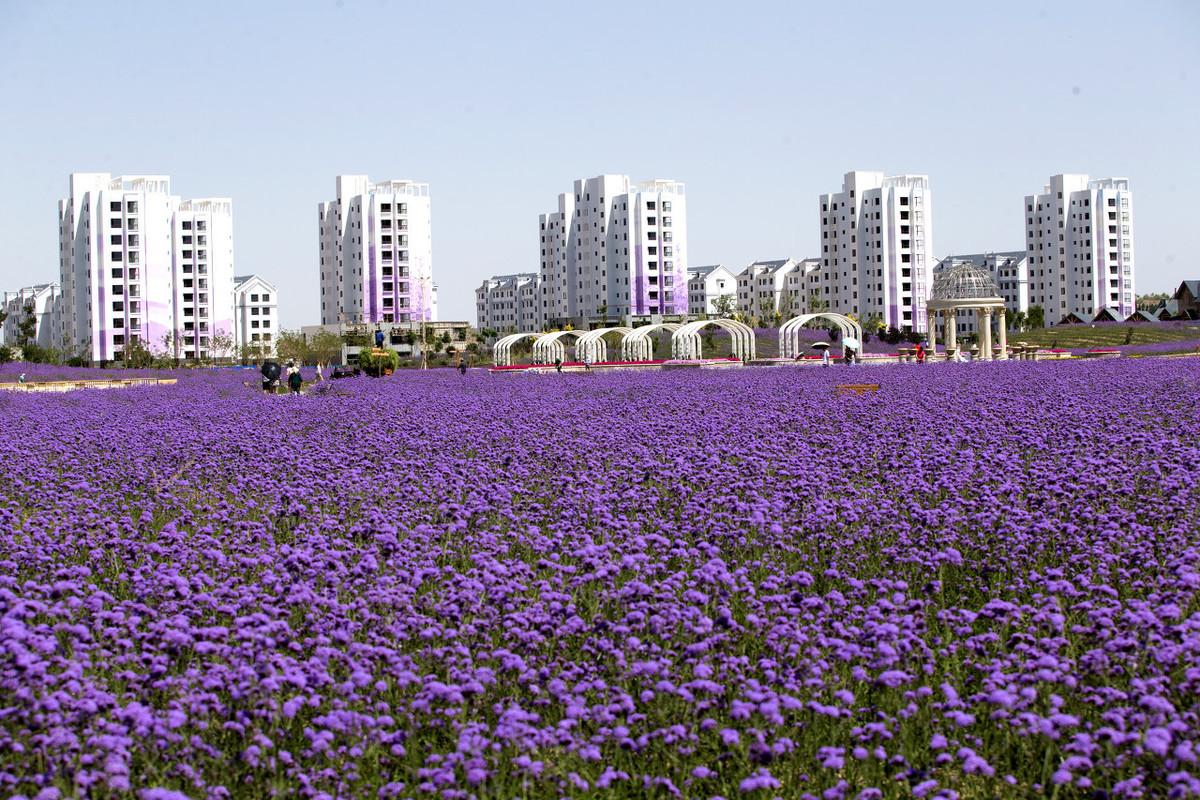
(576, 327, 632, 363)
(672, 319, 757, 361)
(532, 330, 585, 365)
(779, 313, 863, 359)
(493, 332, 542, 367)
(621, 323, 683, 362)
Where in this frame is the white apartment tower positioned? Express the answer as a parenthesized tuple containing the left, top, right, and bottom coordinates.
(819, 171, 933, 332)
(1024, 174, 1135, 323)
(539, 175, 688, 327)
(58, 174, 234, 363)
(319, 175, 433, 326)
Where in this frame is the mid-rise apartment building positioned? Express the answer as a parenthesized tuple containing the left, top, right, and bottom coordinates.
(1024, 174, 1135, 323)
(539, 175, 687, 327)
(933, 252, 1029, 334)
(57, 173, 234, 363)
(233, 274, 278, 355)
(818, 171, 933, 332)
(782, 258, 823, 315)
(687, 264, 739, 317)
(2, 283, 62, 348)
(475, 273, 540, 332)
(319, 175, 434, 326)
(736, 258, 822, 320)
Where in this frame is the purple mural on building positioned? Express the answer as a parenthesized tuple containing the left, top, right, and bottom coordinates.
(367, 210, 377, 323)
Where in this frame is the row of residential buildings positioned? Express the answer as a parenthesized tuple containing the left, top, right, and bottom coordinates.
(477, 170, 1137, 334)
(4, 172, 440, 363)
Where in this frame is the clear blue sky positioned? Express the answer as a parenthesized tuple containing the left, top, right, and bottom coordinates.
(1, 0, 1197, 328)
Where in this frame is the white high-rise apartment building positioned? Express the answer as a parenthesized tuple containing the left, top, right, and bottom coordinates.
(818, 171, 933, 332)
(476, 273, 539, 332)
(318, 175, 433, 326)
(233, 275, 278, 355)
(539, 175, 688, 327)
(1024, 174, 1134, 323)
(58, 174, 234, 363)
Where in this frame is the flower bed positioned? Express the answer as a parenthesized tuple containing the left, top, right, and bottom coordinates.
(2, 362, 1199, 798)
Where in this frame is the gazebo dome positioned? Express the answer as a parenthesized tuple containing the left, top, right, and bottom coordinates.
(931, 263, 1002, 301)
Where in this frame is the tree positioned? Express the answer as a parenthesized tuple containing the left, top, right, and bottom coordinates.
(275, 329, 309, 364)
(777, 291, 795, 322)
(17, 302, 37, 346)
(124, 336, 153, 369)
(808, 291, 829, 314)
(711, 294, 737, 319)
(1026, 305, 1046, 330)
(358, 347, 399, 376)
(1136, 292, 1170, 311)
(1010, 311, 1028, 332)
(758, 298, 774, 326)
(210, 330, 236, 365)
(308, 330, 342, 365)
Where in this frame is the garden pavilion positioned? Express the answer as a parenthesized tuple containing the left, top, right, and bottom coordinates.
(926, 263, 1008, 360)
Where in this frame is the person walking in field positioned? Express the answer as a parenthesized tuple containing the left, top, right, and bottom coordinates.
(315, 362, 324, 382)
(286, 360, 302, 394)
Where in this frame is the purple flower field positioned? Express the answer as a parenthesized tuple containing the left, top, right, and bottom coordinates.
(2, 360, 1200, 799)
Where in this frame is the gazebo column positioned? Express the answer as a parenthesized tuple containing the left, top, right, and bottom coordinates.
(997, 309, 1008, 359)
(927, 310, 937, 355)
(946, 310, 957, 352)
(980, 308, 993, 361)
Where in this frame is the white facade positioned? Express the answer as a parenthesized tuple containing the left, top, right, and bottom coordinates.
(782, 258, 823, 316)
(57, 173, 235, 363)
(233, 274, 278, 355)
(319, 175, 433, 326)
(736, 258, 812, 320)
(2, 283, 62, 348)
(1024, 174, 1135, 323)
(539, 175, 687, 327)
(933, 252, 1029, 334)
(818, 171, 933, 332)
(687, 264, 739, 316)
(476, 273, 539, 332)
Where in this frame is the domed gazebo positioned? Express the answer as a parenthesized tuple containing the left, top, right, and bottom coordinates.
(926, 263, 1008, 360)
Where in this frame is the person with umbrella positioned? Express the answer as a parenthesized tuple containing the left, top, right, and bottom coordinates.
(812, 341, 831, 366)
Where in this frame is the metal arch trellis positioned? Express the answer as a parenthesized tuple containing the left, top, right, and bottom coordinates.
(778, 313, 863, 359)
(493, 332, 542, 366)
(575, 327, 633, 364)
(621, 323, 684, 362)
(672, 318, 757, 361)
(531, 330, 586, 365)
